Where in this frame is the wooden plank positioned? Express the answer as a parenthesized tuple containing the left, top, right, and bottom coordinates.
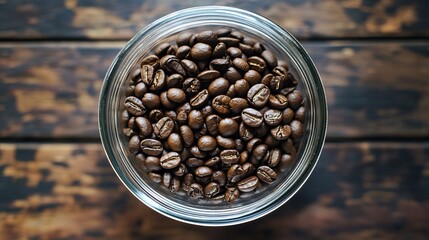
(1, 42, 428, 139)
(0, 0, 428, 40)
(0, 142, 428, 239)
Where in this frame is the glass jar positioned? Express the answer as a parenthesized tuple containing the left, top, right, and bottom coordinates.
(99, 6, 327, 226)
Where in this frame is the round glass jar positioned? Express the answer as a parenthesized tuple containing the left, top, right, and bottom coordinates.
(99, 6, 327, 226)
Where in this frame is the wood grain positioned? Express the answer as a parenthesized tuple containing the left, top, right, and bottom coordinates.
(0, 0, 428, 40)
(1, 42, 428, 139)
(1, 142, 428, 239)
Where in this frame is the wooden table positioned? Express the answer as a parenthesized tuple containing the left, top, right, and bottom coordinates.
(1, 0, 428, 239)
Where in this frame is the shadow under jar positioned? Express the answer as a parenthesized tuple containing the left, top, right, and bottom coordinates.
(99, 6, 327, 226)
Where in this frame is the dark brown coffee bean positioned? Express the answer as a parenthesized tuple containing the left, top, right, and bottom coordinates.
(239, 43, 254, 56)
(167, 133, 184, 152)
(247, 56, 266, 73)
(128, 135, 141, 155)
(229, 30, 244, 40)
(120, 110, 130, 127)
(143, 156, 161, 171)
(232, 58, 249, 72)
(243, 70, 262, 86)
(261, 50, 278, 68)
(197, 30, 218, 46)
(287, 90, 303, 110)
(176, 32, 193, 46)
(225, 187, 240, 202)
(257, 166, 277, 183)
(197, 135, 217, 151)
(254, 122, 269, 138)
(218, 37, 240, 47)
(197, 70, 221, 82)
(282, 108, 295, 124)
(273, 66, 288, 77)
(218, 118, 239, 137)
(160, 91, 176, 109)
(208, 77, 229, 96)
(148, 109, 164, 122)
(135, 117, 153, 138)
(210, 58, 230, 72)
(140, 139, 163, 156)
(123, 128, 135, 137)
(265, 148, 281, 168)
(131, 68, 141, 82)
(205, 114, 221, 135)
(204, 182, 221, 198)
(164, 110, 178, 122)
(224, 67, 241, 83)
(134, 82, 148, 98)
(190, 146, 206, 159)
(176, 45, 191, 59)
(141, 64, 154, 86)
(234, 79, 250, 97)
(141, 93, 160, 110)
(237, 176, 259, 192)
(181, 173, 194, 192)
(181, 59, 199, 77)
(220, 149, 239, 165)
(212, 95, 231, 115)
(155, 43, 171, 56)
(159, 152, 181, 169)
(167, 74, 184, 88)
(189, 34, 198, 46)
(125, 96, 146, 116)
(173, 163, 187, 177)
(179, 125, 194, 147)
(264, 134, 280, 148)
(149, 69, 166, 91)
(189, 89, 209, 108)
(295, 106, 305, 122)
(212, 170, 226, 186)
(154, 117, 174, 139)
(205, 156, 221, 167)
(141, 55, 160, 69)
(247, 84, 270, 108)
(229, 98, 249, 115)
(216, 135, 236, 149)
(246, 138, 261, 153)
(188, 183, 204, 199)
(166, 88, 186, 104)
(180, 147, 192, 162)
(182, 78, 200, 95)
(252, 144, 269, 162)
(186, 158, 204, 168)
(225, 85, 237, 98)
(263, 109, 283, 127)
(279, 154, 294, 171)
(191, 43, 212, 60)
(148, 172, 162, 183)
(239, 122, 254, 141)
(227, 47, 242, 58)
(195, 166, 213, 179)
(212, 42, 227, 58)
(188, 110, 204, 130)
(271, 125, 291, 140)
(235, 139, 244, 152)
(268, 94, 288, 110)
(242, 162, 255, 177)
(201, 105, 214, 118)
(125, 84, 135, 96)
(282, 138, 297, 156)
(241, 108, 263, 127)
(290, 120, 304, 141)
(227, 164, 245, 183)
(168, 177, 181, 192)
(268, 75, 285, 92)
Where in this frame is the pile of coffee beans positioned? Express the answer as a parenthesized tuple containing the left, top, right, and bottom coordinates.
(121, 29, 305, 202)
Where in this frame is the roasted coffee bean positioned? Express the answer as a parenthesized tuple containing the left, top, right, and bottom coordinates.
(201, 105, 214, 118)
(131, 68, 141, 82)
(197, 135, 217, 151)
(176, 45, 191, 59)
(239, 43, 254, 56)
(261, 50, 277, 68)
(220, 149, 240, 165)
(216, 135, 236, 149)
(160, 91, 176, 109)
(197, 30, 218, 46)
(166, 73, 184, 88)
(154, 117, 174, 139)
(243, 70, 262, 86)
(121, 110, 130, 127)
(242, 162, 255, 177)
(218, 118, 239, 137)
(225, 187, 240, 202)
(173, 163, 187, 177)
(266, 148, 281, 167)
(181, 173, 194, 192)
(135, 117, 153, 138)
(229, 98, 248, 115)
(128, 135, 141, 155)
(212, 42, 227, 58)
(246, 138, 262, 153)
(212, 170, 226, 186)
(205, 182, 221, 198)
(225, 85, 237, 98)
(218, 37, 240, 47)
(282, 108, 295, 124)
(273, 66, 288, 77)
(268, 94, 288, 110)
(254, 122, 269, 138)
(176, 111, 188, 125)
(148, 172, 162, 183)
(248, 56, 266, 73)
(141, 93, 161, 110)
(191, 43, 212, 60)
(144, 156, 162, 171)
(160, 55, 187, 75)
(234, 79, 250, 97)
(189, 89, 209, 108)
(295, 106, 305, 122)
(257, 166, 277, 183)
(195, 166, 213, 178)
(190, 146, 206, 159)
(230, 30, 244, 40)
(168, 177, 181, 192)
(141, 64, 155, 86)
(212, 95, 231, 114)
(125, 84, 135, 96)
(123, 128, 135, 137)
(252, 144, 269, 162)
(181, 59, 199, 77)
(178, 125, 194, 148)
(167, 133, 184, 152)
(281, 138, 297, 156)
(141, 55, 160, 69)
(188, 110, 204, 130)
(148, 109, 164, 122)
(155, 43, 171, 56)
(186, 158, 204, 168)
(140, 139, 163, 156)
(134, 82, 148, 98)
(279, 154, 294, 171)
(290, 120, 304, 141)
(189, 34, 198, 46)
(227, 164, 245, 183)
(235, 139, 244, 152)
(197, 70, 221, 82)
(182, 77, 200, 95)
(241, 108, 263, 127)
(271, 125, 291, 140)
(263, 109, 283, 127)
(176, 32, 193, 46)
(227, 47, 242, 58)
(239, 122, 254, 141)
(266, 75, 284, 92)
(224, 67, 242, 82)
(287, 90, 303, 110)
(125, 96, 146, 116)
(208, 77, 230, 96)
(160, 152, 181, 169)
(188, 183, 204, 199)
(247, 84, 270, 108)
(205, 156, 221, 167)
(237, 176, 259, 192)
(166, 88, 186, 104)
(149, 69, 166, 91)
(264, 134, 280, 148)
(232, 58, 249, 72)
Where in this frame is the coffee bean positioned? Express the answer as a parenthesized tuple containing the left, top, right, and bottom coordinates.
(235, 139, 244, 152)
(232, 58, 249, 72)
(134, 82, 148, 98)
(264, 135, 280, 148)
(188, 183, 204, 199)
(212, 42, 227, 58)
(239, 122, 254, 141)
(212, 95, 231, 114)
(224, 67, 242, 82)
(218, 37, 240, 47)
(225, 85, 237, 98)
(197, 30, 218, 46)
(205, 156, 221, 168)
(154, 117, 174, 139)
(241, 108, 263, 127)
(281, 138, 297, 156)
(263, 109, 283, 127)
(149, 69, 166, 91)
(135, 117, 153, 138)
(290, 120, 304, 141)
(208, 77, 230, 96)
(247, 56, 266, 72)
(181, 173, 194, 192)
(295, 106, 305, 122)
(225, 187, 240, 202)
(220, 149, 239, 165)
(191, 43, 212, 60)
(243, 70, 262, 86)
(160, 55, 186, 75)
(242, 163, 255, 177)
(148, 172, 162, 183)
(234, 79, 250, 97)
(210, 58, 230, 72)
(155, 43, 171, 57)
(141, 93, 161, 110)
(140, 139, 163, 156)
(141, 55, 160, 69)
(257, 166, 277, 184)
(176, 32, 193, 46)
(197, 135, 217, 151)
(201, 105, 214, 118)
(168, 177, 181, 192)
(181, 59, 199, 77)
(216, 135, 236, 149)
(212, 170, 226, 186)
(287, 90, 303, 110)
(204, 182, 221, 198)
(268, 94, 288, 110)
(182, 77, 200, 95)
(148, 109, 164, 122)
(266, 148, 281, 168)
(261, 50, 277, 68)
(282, 108, 295, 124)
(197, 70, 220, 82)
(160, 91, 176, 109)
(271, 125, 291, 140)
(125, 96, 146, 116)
(228, 98, 248, 115)
(227, 47, 242, 58)
(254, 122, 269, 138)
(125, 84, 135, 96)
(128, 135, 141, 155)
(237, 176, 259, 192)
(166, 88, 186, 104)
(141, 64, 155, 85)
(186, 158, 204, 168)
(160, 152, 181, 169)
(167, 74, 184, 88)
(179, 125, 194, 147)
(279, 154, 294, 171)
(205, 114, 221, 136)
(227, 164, 245, 183)
(123, 128, 135, 137)
(173, 163, 187, 177)
(189, 89, 209, 108)
(144, 156, 162, 171)
(188, 110, 204, 130)
(190, 146, 206, 159)
(176, 45, 191, 59)
(252, 144, 269, 162)
(218, 118, 239, 137)
(167, 133, 184, 152)
(247, 84, 270, 108)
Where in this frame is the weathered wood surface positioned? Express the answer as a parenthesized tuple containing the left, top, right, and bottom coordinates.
(1, 42, 428, 139)
(0, 0, 428, 40)
(0, 142, 428, 239)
